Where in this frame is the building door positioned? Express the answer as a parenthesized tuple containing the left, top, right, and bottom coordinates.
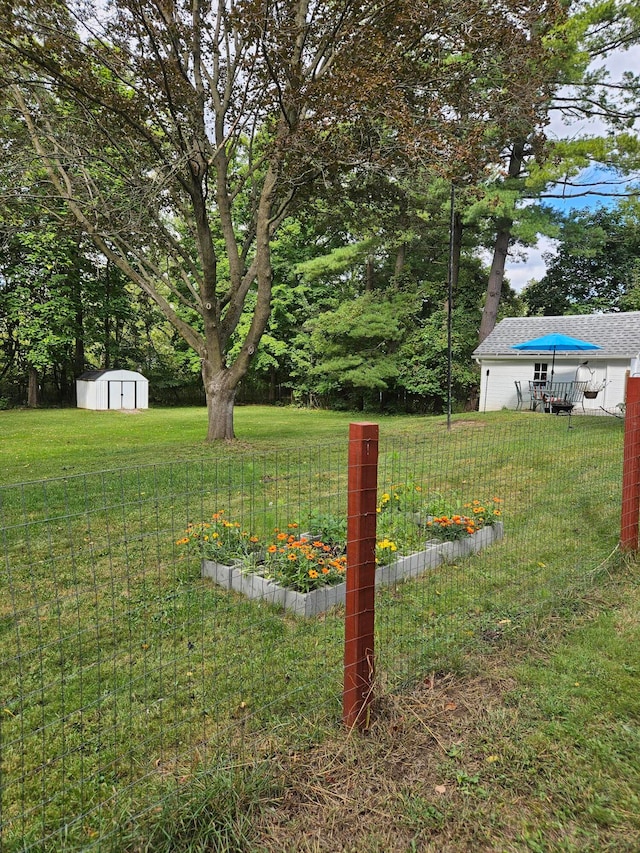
(121, 381, 136, 409)
(108, 381, 137, 409)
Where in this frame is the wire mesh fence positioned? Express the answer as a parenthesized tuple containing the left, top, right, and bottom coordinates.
(0, 411, 629, 850)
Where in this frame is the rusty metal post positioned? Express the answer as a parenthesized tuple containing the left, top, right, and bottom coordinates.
(621, 376, 640, 551)
(343, 422, 379, 729)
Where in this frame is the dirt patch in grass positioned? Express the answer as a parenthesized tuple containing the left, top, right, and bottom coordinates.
(255, 672, 522, 853)
(440, 419, 489, 430)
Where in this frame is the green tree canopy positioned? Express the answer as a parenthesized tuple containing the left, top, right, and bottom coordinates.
(523, 202, 640, 315)
(0, 0, 568, 437)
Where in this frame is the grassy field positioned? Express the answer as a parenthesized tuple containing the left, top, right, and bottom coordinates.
(1, 405, 638, 851)
(0, 405, 427, 483)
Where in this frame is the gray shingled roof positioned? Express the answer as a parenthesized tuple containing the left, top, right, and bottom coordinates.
(77, 370, 110, 381)
(473, 312, 640, 358)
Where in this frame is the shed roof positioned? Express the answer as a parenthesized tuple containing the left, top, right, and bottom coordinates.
(473, 312, 640, 359)
(77, 369, 147, 382)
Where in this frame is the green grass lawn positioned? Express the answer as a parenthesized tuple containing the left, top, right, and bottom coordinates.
(252, 564, 640, 852)
(1, 405, 636, 851)
(0, 404, 433, 483)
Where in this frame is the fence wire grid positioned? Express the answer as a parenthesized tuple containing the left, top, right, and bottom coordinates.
(0, 411, 629, 851)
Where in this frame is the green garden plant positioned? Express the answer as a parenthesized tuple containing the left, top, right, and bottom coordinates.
(176, 510, 260, 563)
(254, 529, 347, 593)
(422, 497, 503, 541)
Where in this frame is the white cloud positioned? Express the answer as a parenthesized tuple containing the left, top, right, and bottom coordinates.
(504, 237, 559, 293)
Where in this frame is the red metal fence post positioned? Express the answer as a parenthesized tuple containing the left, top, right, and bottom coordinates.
(621, 376, 640, 551)
(343, 422, 379, 729)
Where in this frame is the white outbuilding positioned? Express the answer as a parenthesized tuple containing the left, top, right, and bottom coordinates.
(76, 369, 149, 410)
(473, 312, 640, 413)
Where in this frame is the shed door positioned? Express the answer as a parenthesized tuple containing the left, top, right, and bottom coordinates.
(108, 381, 137, 409)
(108, 381, 121, 409)
(121, 381, 136, 409)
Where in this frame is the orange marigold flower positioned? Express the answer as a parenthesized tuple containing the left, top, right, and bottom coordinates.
(250, 536, 259, 543)
(287, 553, 297, 561)
(308, 569, 319, 579)
(276, 532, 287, 541)
(322, 568, 330, 574)
(267, 545, 277, 553)
(287, 523, 299, 529)
(312, 541, 323, 548)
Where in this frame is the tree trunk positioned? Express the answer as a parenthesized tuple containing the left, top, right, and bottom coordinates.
(27, 366, 39, 408)
(478, 227, 511, 343)
(202, 362, 238, 440)
(394, 243, 406, 278)
(365, 256, 374, 291)
(478, 139, 527, 344)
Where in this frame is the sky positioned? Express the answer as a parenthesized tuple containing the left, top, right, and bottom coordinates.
(503, 46, 640, 293)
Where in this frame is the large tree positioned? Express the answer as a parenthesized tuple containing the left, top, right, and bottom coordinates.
(1, 0, 566, 438)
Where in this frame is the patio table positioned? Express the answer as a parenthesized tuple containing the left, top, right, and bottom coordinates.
(527, 380, 588, 413)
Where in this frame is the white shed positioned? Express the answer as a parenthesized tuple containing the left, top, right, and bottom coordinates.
(473, 312, 640, 413)
(76, 369, 149, 410)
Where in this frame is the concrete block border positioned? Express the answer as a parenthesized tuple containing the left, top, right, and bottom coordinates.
(202, 522, 503, 618)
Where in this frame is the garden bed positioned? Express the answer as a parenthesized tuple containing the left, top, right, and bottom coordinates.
(202, 522, 503, 617)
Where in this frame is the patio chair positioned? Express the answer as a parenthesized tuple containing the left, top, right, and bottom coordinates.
(514, 380, 524, 410)
(528, 381, 545, 411)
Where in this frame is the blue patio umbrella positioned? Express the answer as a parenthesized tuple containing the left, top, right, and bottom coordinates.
(511, 333, 601, 383)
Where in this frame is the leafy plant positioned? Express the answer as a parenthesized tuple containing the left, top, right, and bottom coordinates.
(254, 529, 347, 593)
(376, 537, 399, 566)
(424, 514, 479, 541)
(462, 498, 503, 527)
(377, 480, 425, 514)
(305, 512, 347, 548)
(422, 492, 463, 518)
(176, 510, 260, 564)
(424, 497, 503, 541)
